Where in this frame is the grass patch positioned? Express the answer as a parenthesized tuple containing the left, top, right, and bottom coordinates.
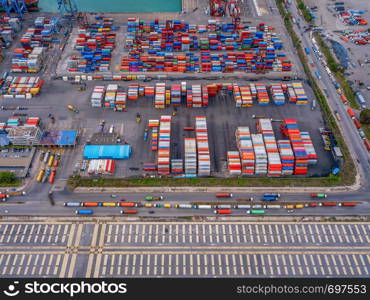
(362, 124, 370, 140)
(0, 180, 21, 187)
(69, 174, 343, 189)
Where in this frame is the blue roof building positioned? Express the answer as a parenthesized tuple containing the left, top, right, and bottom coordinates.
(83, 145, 132, 160)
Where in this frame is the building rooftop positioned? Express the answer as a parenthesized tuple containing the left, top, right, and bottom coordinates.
(7, 126, 39, 138)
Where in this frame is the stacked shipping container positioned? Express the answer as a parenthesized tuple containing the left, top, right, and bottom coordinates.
(195, 117, 211, 176)
(157, 116, 171, 175)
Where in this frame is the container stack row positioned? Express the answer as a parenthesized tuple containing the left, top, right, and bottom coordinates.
(227, 151, 242, 175)
(171, 159, 183, 174)
(195, 117, 211, 176)
(127, 84, 139, 100)
(187, 84, 202, 108)
(68, 17, 116, 72)
(229, 119, 317, 176)
(0, 116, 41, 133)
(277, 140, 294, 175)
(155, 83, 166, 108)
(2, 76, 43, 98)
(236, 127, 255, 175)
(184, 138, 197, 175)
(281, 119, 309, 175)
(301, 132, 318, 165)
(157, 116, 171, 175)
(87, 82, 310, 109)
(257, 119, 282, 176)
(270, 84, 285, 105)
(292, 82, 308, 105)
(251, 134, 268, 175)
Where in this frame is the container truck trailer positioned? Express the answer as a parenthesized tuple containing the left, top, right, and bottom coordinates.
(145, 196, 163, 201)
(75, 210, 93, 215)
(214, 209, 232, 214)
(215, 193, 233, 198)
(247, 210, 265, 215)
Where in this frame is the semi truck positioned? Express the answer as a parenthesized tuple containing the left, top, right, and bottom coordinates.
(215, 193, 233, 198)
(214, 209, 231, 214)
(145, 196, 163, 201)
(247, 210, 265, 215)
(64, 202, 82, 207)
(121, 210, 138, 214)
(311, 193, 327, 198)
(75, 210, 93, 215)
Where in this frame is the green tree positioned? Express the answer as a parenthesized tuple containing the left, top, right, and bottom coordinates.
(0, 172, 15, 184)
(360, 109, 370, 124)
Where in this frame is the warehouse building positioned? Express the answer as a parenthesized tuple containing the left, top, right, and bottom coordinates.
(83, 145, 132, 160)
(7, 126, 42, 146)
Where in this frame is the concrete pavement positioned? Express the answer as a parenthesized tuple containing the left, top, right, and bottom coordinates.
(0, 220, 369, 277)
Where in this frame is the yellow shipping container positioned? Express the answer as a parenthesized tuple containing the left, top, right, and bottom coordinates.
(102, 202, 117, 207)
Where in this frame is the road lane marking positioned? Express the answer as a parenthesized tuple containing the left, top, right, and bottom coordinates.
(253, 255, 259, 276)
(61, 225, 68, 244)
(242, 225, 246, 243)
(289, 255, 295, 276)
(196, 225, 199, 244)
(0, 225, 8, 243)
(9, 254, 17, 275)
(146, 255, 151, 276)
(17, 254, 25, 275)
(149, 224, 153, 243)
(168, 254, 172, 276)
(197, 254, 200, 275)
(190, 254, 193, 276)
(132, 254, 137, 276)
(6, 225, 15, 243)
(211, 254, 215, 275)
(85, 224, 99, 278)
(59, 224, 74, 278)
(232, 254, 236, 275)
(175, 254, 179, 276)
(235, 225, 240, 244)
(107, 225, 112, 243)
(109, 255, 115, 276)
(268, 255, 273, 275)
(2, 255, 9, 275)
(46, 254, 53, 275)
(39, 255, 46, 275)
(183, 254, 186, 276)
(154, 254, 158, 276)
(246, 254, 251, 275)
(125, 255, 129, 276)
(31, 254, 39, 275)
(204, 255, 208, 276)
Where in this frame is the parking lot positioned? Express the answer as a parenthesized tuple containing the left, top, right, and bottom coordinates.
(2, 78, 334, 179)
(305, 0, 370, 107)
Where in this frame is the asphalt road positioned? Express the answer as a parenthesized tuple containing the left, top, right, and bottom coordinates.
(0, 220, 369, 277)
(288, 1, 370, 189)
(1, 190, 370, 216)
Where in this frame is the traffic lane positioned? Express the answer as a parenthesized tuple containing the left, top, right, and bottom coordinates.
(288, 2, 370, 186)
(9, 191, 370, 203)
(0, 205, 368, 217)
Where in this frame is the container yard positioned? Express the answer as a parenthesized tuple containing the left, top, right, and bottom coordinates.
(0, 1, 347, 184)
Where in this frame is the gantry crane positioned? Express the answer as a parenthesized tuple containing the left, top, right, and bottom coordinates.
(209, 0, 226, 17)
(1, 0, 28, 19)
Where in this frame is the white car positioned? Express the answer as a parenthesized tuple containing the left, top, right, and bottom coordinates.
(111, 194, 117, 198)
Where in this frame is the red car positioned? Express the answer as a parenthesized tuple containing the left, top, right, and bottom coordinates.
(120, 198, 126, 202)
